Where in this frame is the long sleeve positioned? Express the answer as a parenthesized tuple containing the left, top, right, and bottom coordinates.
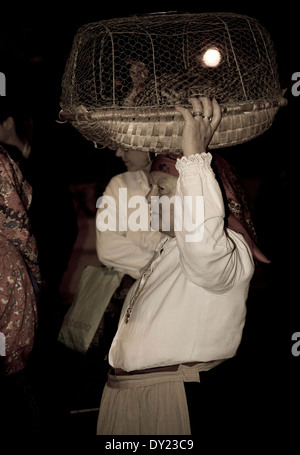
(175, 153, 254, 292)
(96, 171, 161, 279)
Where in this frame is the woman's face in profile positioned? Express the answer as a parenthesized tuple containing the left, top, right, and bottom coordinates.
(146, 171, 177, 237)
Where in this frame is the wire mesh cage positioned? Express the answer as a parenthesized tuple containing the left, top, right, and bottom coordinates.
(60, 12, 287, 152)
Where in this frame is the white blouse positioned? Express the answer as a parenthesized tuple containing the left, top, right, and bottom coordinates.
(108, 153, 255, 372)
(96, 170, 162, 279)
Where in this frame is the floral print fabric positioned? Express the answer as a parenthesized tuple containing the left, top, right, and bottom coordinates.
(0, 236, 38, 374)
(0, 145, 40, 375)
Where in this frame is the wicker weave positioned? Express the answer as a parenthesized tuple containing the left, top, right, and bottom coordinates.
(60, 12, 287, 152)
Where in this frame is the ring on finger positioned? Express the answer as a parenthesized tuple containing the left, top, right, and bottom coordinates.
(192, 111, 203, 117)
(203, 115, 212, 122)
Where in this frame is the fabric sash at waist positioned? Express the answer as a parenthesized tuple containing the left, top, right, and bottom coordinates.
(107, 360, 224, 389)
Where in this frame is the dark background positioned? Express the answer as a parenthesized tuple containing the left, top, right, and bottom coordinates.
(1, 1, 299, 442)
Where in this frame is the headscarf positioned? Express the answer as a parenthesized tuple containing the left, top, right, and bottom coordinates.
(150, 153, 181, 177)
(0, 145, 41, 284)
(150, 152, 269, 263)
(212, 153, 270, 263)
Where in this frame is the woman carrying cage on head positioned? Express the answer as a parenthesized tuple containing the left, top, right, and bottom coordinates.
(96, 96, 269, 436)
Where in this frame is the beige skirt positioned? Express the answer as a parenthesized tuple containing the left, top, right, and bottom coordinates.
(96, 360, 223, 435)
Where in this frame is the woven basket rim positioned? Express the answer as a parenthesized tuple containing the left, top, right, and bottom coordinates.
(59, 98, 287, 123)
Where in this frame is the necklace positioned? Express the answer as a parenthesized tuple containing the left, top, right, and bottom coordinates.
(124, 238, 168, 323)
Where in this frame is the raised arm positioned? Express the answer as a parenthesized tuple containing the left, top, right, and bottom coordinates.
(174, 98, 254, 292)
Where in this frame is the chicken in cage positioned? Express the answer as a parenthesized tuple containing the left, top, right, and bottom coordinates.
(59, 12, 287, 153)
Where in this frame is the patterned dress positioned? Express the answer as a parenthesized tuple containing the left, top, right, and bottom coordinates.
(0, 145, 41, 375)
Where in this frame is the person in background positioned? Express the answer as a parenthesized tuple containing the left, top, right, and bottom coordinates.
(0, 144, 42, 433)
(94, 147, 162, 355)
(0, 97, 78, 326)
(96, 96, 269, 435)
(96, 147, 162, 278)
(0, 97, 78, 432)
(0, 97, 32, 167)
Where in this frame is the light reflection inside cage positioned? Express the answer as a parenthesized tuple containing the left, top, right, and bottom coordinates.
(201, 47, 222, 68)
